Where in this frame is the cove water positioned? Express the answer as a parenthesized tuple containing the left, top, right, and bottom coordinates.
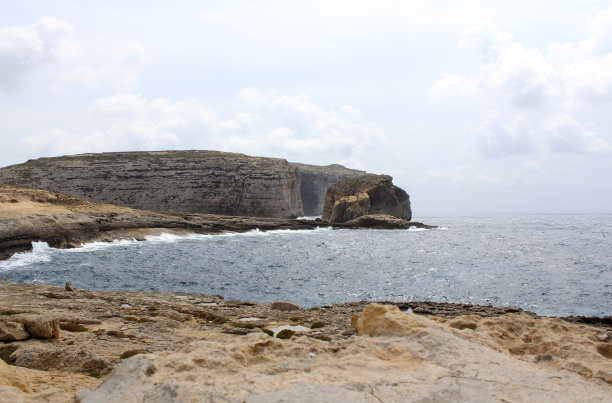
(1, 214, 610, 317)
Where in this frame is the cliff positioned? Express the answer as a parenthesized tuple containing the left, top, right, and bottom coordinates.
(289, 163, 366, 216)
(322, 175, 412, 223)
(0, 151, 365, 218)
(0, 184, 432, 259)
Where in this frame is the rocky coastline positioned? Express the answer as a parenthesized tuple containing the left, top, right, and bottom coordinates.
(2, 179, 611, 401)
(0, 184, 433, 260)
(1, 282, 611, 401)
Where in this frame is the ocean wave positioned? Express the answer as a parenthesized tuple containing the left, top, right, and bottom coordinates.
(0, 241, 52, 271)
(65, 239, 141, 252)
(144, 232, 213, 243)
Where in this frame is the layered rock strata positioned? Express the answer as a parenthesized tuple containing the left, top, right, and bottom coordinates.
(0, 184, 432, 260)
(322, 175, 412, 223)
(0, 151, 366, 218)
(289, 163, 366, 215)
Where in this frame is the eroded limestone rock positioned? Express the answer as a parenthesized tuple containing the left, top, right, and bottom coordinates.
(0, 319, 28, 341)
(13, 315, 59, 339)
(322, 175, 411, 223)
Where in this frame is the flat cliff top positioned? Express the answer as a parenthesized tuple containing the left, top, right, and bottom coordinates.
(289, 162, 367, 175)
(327, 174, 393, 195)
(1, 282, 611, 401)
(13, 150, 288, 167)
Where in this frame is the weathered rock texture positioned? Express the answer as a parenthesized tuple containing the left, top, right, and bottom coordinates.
(290, 163, 366, 216)
(1, 283, 611, 402)
(322, 175, 412, 223)
(0, 184, 433, 260)
(0, 151, 366, 218)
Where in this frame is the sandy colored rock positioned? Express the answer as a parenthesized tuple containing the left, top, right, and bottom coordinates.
(1, 283, 611, 402)
(356, 303, 440, 336)
(445, 313, 612, 385)
(270, 301, 301, 311)
(13, 315, 59, 339)
(0, 319, 29, 341)
(75, 311, 612, 402)
(10, 345, 109, 375)
(0, 358, 98, 402)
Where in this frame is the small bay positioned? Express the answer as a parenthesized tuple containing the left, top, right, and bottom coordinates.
(1, 214, 610, 317)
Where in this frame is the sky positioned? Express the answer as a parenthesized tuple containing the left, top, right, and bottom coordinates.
(1, 0, 612, 214)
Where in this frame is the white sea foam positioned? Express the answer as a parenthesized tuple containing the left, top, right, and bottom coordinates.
(0, 227, 335, 272)
(296, 215, 322, 220)
(144, 232, 213, 242)
(0, 241, 52, 272)
(217, 226, 333, 238)
(65, 239, 140, 253)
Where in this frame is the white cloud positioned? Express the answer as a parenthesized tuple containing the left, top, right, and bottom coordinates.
(544, 115, 611, 156)
(20, 88, 385, 167)
(474, 113, 536, 157)
(431, 7, 612, 157)
(0, 17, 146, 93)
(0, 17, 78, 90)
(216, 89, 387, 164)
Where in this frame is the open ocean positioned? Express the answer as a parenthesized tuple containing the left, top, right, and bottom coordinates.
(1, 214, 610, 317)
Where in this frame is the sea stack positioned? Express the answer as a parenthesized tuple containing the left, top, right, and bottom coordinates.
(322, 175, 411, 223)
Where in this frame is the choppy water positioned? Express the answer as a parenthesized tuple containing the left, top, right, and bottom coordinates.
(1, 214, 611, 317)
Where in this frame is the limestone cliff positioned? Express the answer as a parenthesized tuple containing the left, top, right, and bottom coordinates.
(289, 163, 366, 216)
(0, 151, 366, 218)
(322, 175, 411, 223)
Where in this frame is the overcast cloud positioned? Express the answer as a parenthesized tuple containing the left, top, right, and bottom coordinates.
(1, 1, 611, 213)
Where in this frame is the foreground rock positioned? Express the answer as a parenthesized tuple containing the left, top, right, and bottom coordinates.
(0, 283, 611, 402)
(322, 175, 412, 223)
(0, 151, 367, 218)
(73, 304, 612, 402)
(0, 184, 433, 260)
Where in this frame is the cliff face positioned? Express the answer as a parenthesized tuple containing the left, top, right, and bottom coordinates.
(322, 175, 412, 223)
(0, 151, 366, 218)
(0, 151, 303, 218)
(289, 163, 366, 216)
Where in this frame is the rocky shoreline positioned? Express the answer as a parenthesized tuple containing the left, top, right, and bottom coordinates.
(1, 282, 611, 401)
(0, 184, 434, 261)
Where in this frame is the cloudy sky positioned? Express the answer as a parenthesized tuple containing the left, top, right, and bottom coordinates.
(1, 1, 612, 214)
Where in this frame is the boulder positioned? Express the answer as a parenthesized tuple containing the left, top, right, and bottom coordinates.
(322, 175, 411, 223)
(0, 319, 29, 341)
(10, 345, 110, 374)
(355, 303, 439, 337)
(13, 315, 60, 339)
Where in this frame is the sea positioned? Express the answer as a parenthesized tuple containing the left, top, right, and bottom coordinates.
(1, 214, 610, 317)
